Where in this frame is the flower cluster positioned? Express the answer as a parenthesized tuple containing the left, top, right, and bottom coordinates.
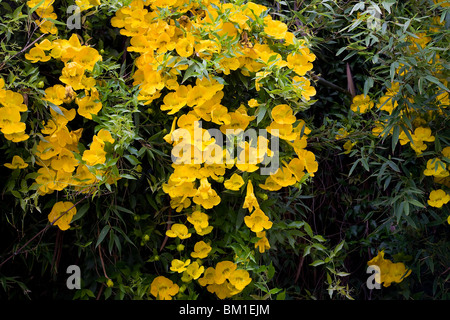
(112, 0, 318, 299)
(367, 251, 412, 287)
(0, 78, 29, 142)
(367, 18, 449, 221)
(350, 94, 374, 114)
(26, 0, 58, 35)
(198, 261, 252, 299)
(20, 27, 122, 230)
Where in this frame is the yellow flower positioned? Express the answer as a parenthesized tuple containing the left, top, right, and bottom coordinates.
(224, 173, 245, 191)
(207, 282, 232, 299)
(96, 129, 115, 144)
(403, 127, 435, 155)
(244, 208, 273, 233)
(423, 158, 449, 178)
(294, 149, 318, 176)
(343, 140, 356, 154)
(427, 189, 450, 208)
(106, 279, 114, 287)
(442, 146, 450, 159)
(271, 104, 296, 125)
(185, 261, 204, 280)
(214, 261, 237, 284)
(367, 251, 411, 287)
(266, 122, 297, 141)
(0, 107, 24, 135)
(59, 62, 86, 90)
(434, 0, 450, 7)
(193, 178, 221, 209)
(271, 166, 296, 187)
(243, 180, 259, 212)
(228, 269, 251, 291)
(350, 94, 374, 114)
(335, 128, 349, 140)
(376, 95, 398, 114)
(191, 241, 212, 259)
(161, 90, 187, 115)
(37, 19, 58, 35)
(383, 261, 412, 287)
(150, 276, 179, 300)
(35, 167, 56, 194)
(76, 89, 102, 119)
(166, 223, 191, 239)
(4, 155, 28, 169)
(170, 259, 191, 273)
(255, 231, 270, 253)
(25, 47, 51, 63)
(82, 137, 107, 166)
(287, 157, 305, 182)
(220, 108, 255, 134)
(286, 50, 315, 76)
(292, 76, 316, 101)
(35, 39, 54, 51)
(4, 131, 30, 142)
(43, 85, 67, 106)
(175, 37, 194, 58)
(48, 201, 77, 231)
(1, 90, 27, 110)
(72, 164, 97, 188)
(75, 0, 101, 11)
(50, 148, 79, 173)
(247, 99, 259, 108)
(264, 18, 287, 39)
(198, 267, 216, 287)
(74, 46, 103, 72)
(187, 210, 209, 231)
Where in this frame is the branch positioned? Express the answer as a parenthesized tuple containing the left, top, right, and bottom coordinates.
(0, 193, 91, 269)
(0, 33, 46, 72)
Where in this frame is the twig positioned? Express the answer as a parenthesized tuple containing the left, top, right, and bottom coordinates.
(0, 33, 46, 71)
(98, 243, 110, 280)
(159, 207, 173, 252)
(0, 194, 90, 269)
(310, 73, 353, 97)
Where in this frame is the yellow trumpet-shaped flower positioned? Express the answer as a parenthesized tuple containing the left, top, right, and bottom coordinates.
(214, 261, 237, 285)
(350, 94, 374, 114)
(367, 251, 411, 287)
(191, 241, 212, 259)
(271, 104, 296, 125)
(48, 201, 77, 231)
(243, 180, 259, 212)
(150, 276, 179, 300)
(170, 259, 191, 273)
(4, 155, 28, 169)
(166, 223, 191, 239)
(244, 208, 273, 233)
(427, 189, 450, 208)
(264, 18, 287, 40)
(228, 269, 252, 291)
(25, 47, 51, 63)
(224, 173, 245, 191)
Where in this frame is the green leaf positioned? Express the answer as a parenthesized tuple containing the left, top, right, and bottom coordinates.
(96, 225, 111, 248)
(408, 199, 425, 208)
(71, 203, 89, 223)
(391, 125, 400, 152)
(310, 260, 325, 267)
(425, 75, 449, 92)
